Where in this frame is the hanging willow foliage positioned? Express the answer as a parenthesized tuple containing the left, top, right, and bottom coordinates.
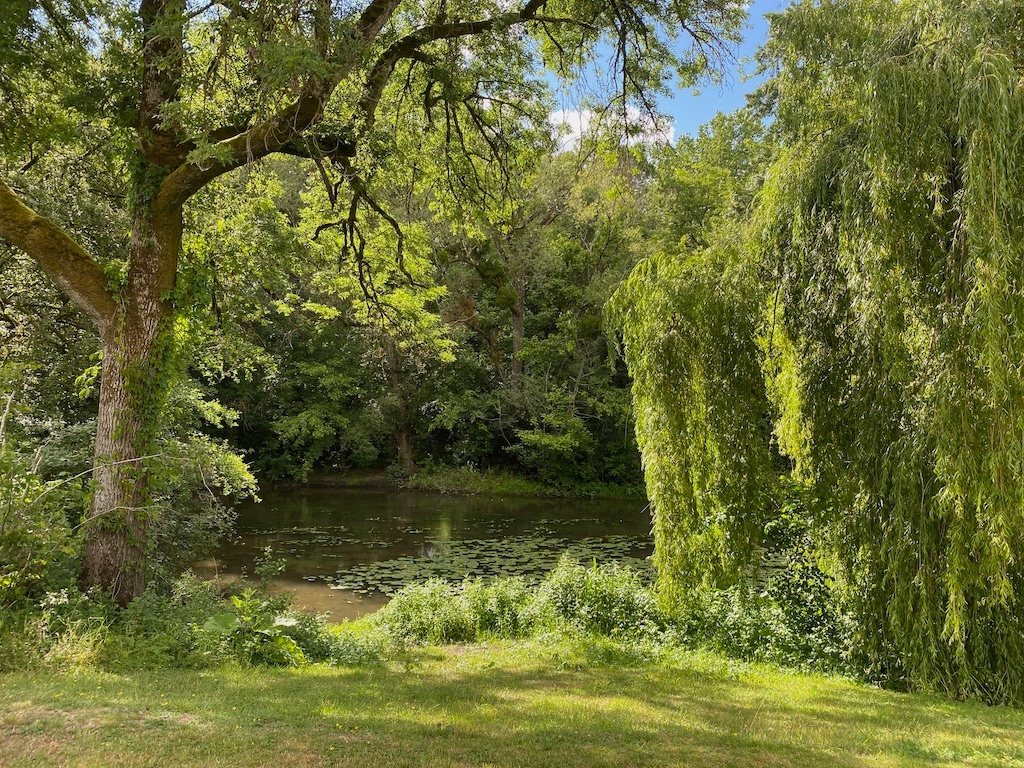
(615, 0, 1024, 703)
(760, 0, 1024, 702)
(607, 231, 776, 603)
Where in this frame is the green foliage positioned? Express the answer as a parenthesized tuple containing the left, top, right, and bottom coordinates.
(405, 464, 644, 499)
(372, 580, 482, 645)
(533, 555, 662, 637)
(147, 433, 257, 585)
(0, 572, 380, 672)
(253, 546, 287, 589)
(613, 0, 1024, 705)
(415, 152, 648, 488)
(670, 526, 854, 674)
(461, 577, 536, 638)
(201, 591, 307, 667)
(370, 554, 852, 675)
(196, 584, 380, 668)
(373, 557, 662, 645)
(0, 449, 82, 607)
(103, 573, 224, 669)
(608, 240, 775, 602)
(0, 372, 84, 607)
(754, 0, 1024, 702)
(0, 588, 113, 672)
(2, 0, 748, 605)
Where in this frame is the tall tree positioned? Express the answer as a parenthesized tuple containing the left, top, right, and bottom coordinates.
(755, 0, 1024, 702)
(609, 107, 772, 596)
(615, 0, 1024, 703)
(0, 0, 743, 602)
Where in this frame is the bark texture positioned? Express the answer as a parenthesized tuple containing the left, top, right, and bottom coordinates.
(80, 202, 180, 604)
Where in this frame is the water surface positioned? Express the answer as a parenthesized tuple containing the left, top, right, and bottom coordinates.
(195, 488, 653, 620)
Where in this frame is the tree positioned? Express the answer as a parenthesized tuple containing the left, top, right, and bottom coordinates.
(755, 0, 1024, 702)
(0, 0, 743, 602)
(608, 105, 772, 594)
(614, 0, 1024, 703)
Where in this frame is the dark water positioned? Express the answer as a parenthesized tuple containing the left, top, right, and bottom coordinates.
(195, 488, 653, 621)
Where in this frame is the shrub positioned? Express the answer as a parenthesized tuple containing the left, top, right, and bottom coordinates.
(102, 572, 224, 669)
(533, 555, 663, 637)
(372, 577, 542, 645)
(374, 559, 661, 646)
(668, 583, 853, 674)
(197, 585, 379, 667)
(283, 614, 381, 666)
(461, 576, 535, 638)
(372, 579, 477, 645)
(0, 430, 83, 608)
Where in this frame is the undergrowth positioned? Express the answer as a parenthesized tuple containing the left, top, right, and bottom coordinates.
(0, 553, 854, 680)
(371, 554, 854, 676)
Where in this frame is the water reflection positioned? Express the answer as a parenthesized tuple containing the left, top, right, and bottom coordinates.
(196, 488, 652, 621)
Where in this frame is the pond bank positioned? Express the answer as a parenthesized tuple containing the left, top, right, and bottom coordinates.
(201, 487, 653, 622)
(277, 466, 647, 501)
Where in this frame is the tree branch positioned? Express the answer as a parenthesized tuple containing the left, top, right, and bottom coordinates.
(0, 178, 116, 331)
(355, 0, 403, 41)
(156, 76, 333, 209)
(358, 0, 548, 130)
(157, 0, 550, 210)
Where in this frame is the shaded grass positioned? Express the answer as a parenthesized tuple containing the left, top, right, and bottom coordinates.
(2, 642, 1022, 767)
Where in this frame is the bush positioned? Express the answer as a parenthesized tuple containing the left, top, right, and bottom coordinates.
(533, 555, 663, 637)
(372, 579, 478, 645)
(283, 613, 381, 666)
(102, 572, 224, 669)
(0, 569, 382, 672)
(462, 576, 535, 638)
(373, 558, 660, 645)
(200, 590, 308, 666)
(668, 582, 853, 674)
(0, 440, 83, 608)
(371, 553, 851, 676)
(197, 585, 380, 667)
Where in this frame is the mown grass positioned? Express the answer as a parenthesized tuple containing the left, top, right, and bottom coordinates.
(2, 640, 1022, 768)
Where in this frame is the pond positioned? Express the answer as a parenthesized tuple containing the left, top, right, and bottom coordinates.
(194, 488, 654, 621)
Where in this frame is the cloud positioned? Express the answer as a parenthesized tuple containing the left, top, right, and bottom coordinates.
(549, 109, 593, 151)
(549, 107, 675, 151)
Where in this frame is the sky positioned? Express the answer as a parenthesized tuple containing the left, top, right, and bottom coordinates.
(659, 0, 786, 138)
(660, 0, 788, 138)
(549, 0, 788, 146)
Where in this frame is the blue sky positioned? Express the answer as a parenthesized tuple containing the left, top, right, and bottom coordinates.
(661, 0, 788, 137)
(548, 0, 788, 145)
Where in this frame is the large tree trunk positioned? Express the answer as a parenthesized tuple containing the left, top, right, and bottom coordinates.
(81, 321, 159, 601)
(80, 204, 180, 604)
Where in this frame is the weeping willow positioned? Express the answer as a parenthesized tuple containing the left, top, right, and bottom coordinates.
(608, 233, 776, 600)
(614, 0, 1024, 703)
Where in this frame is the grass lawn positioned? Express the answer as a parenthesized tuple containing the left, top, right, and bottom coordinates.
(2, 642, 1022, 768)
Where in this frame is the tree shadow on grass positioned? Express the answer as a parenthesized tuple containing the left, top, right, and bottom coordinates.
(12, 653, 1024, 768)
(195, 657, 1024, 768)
